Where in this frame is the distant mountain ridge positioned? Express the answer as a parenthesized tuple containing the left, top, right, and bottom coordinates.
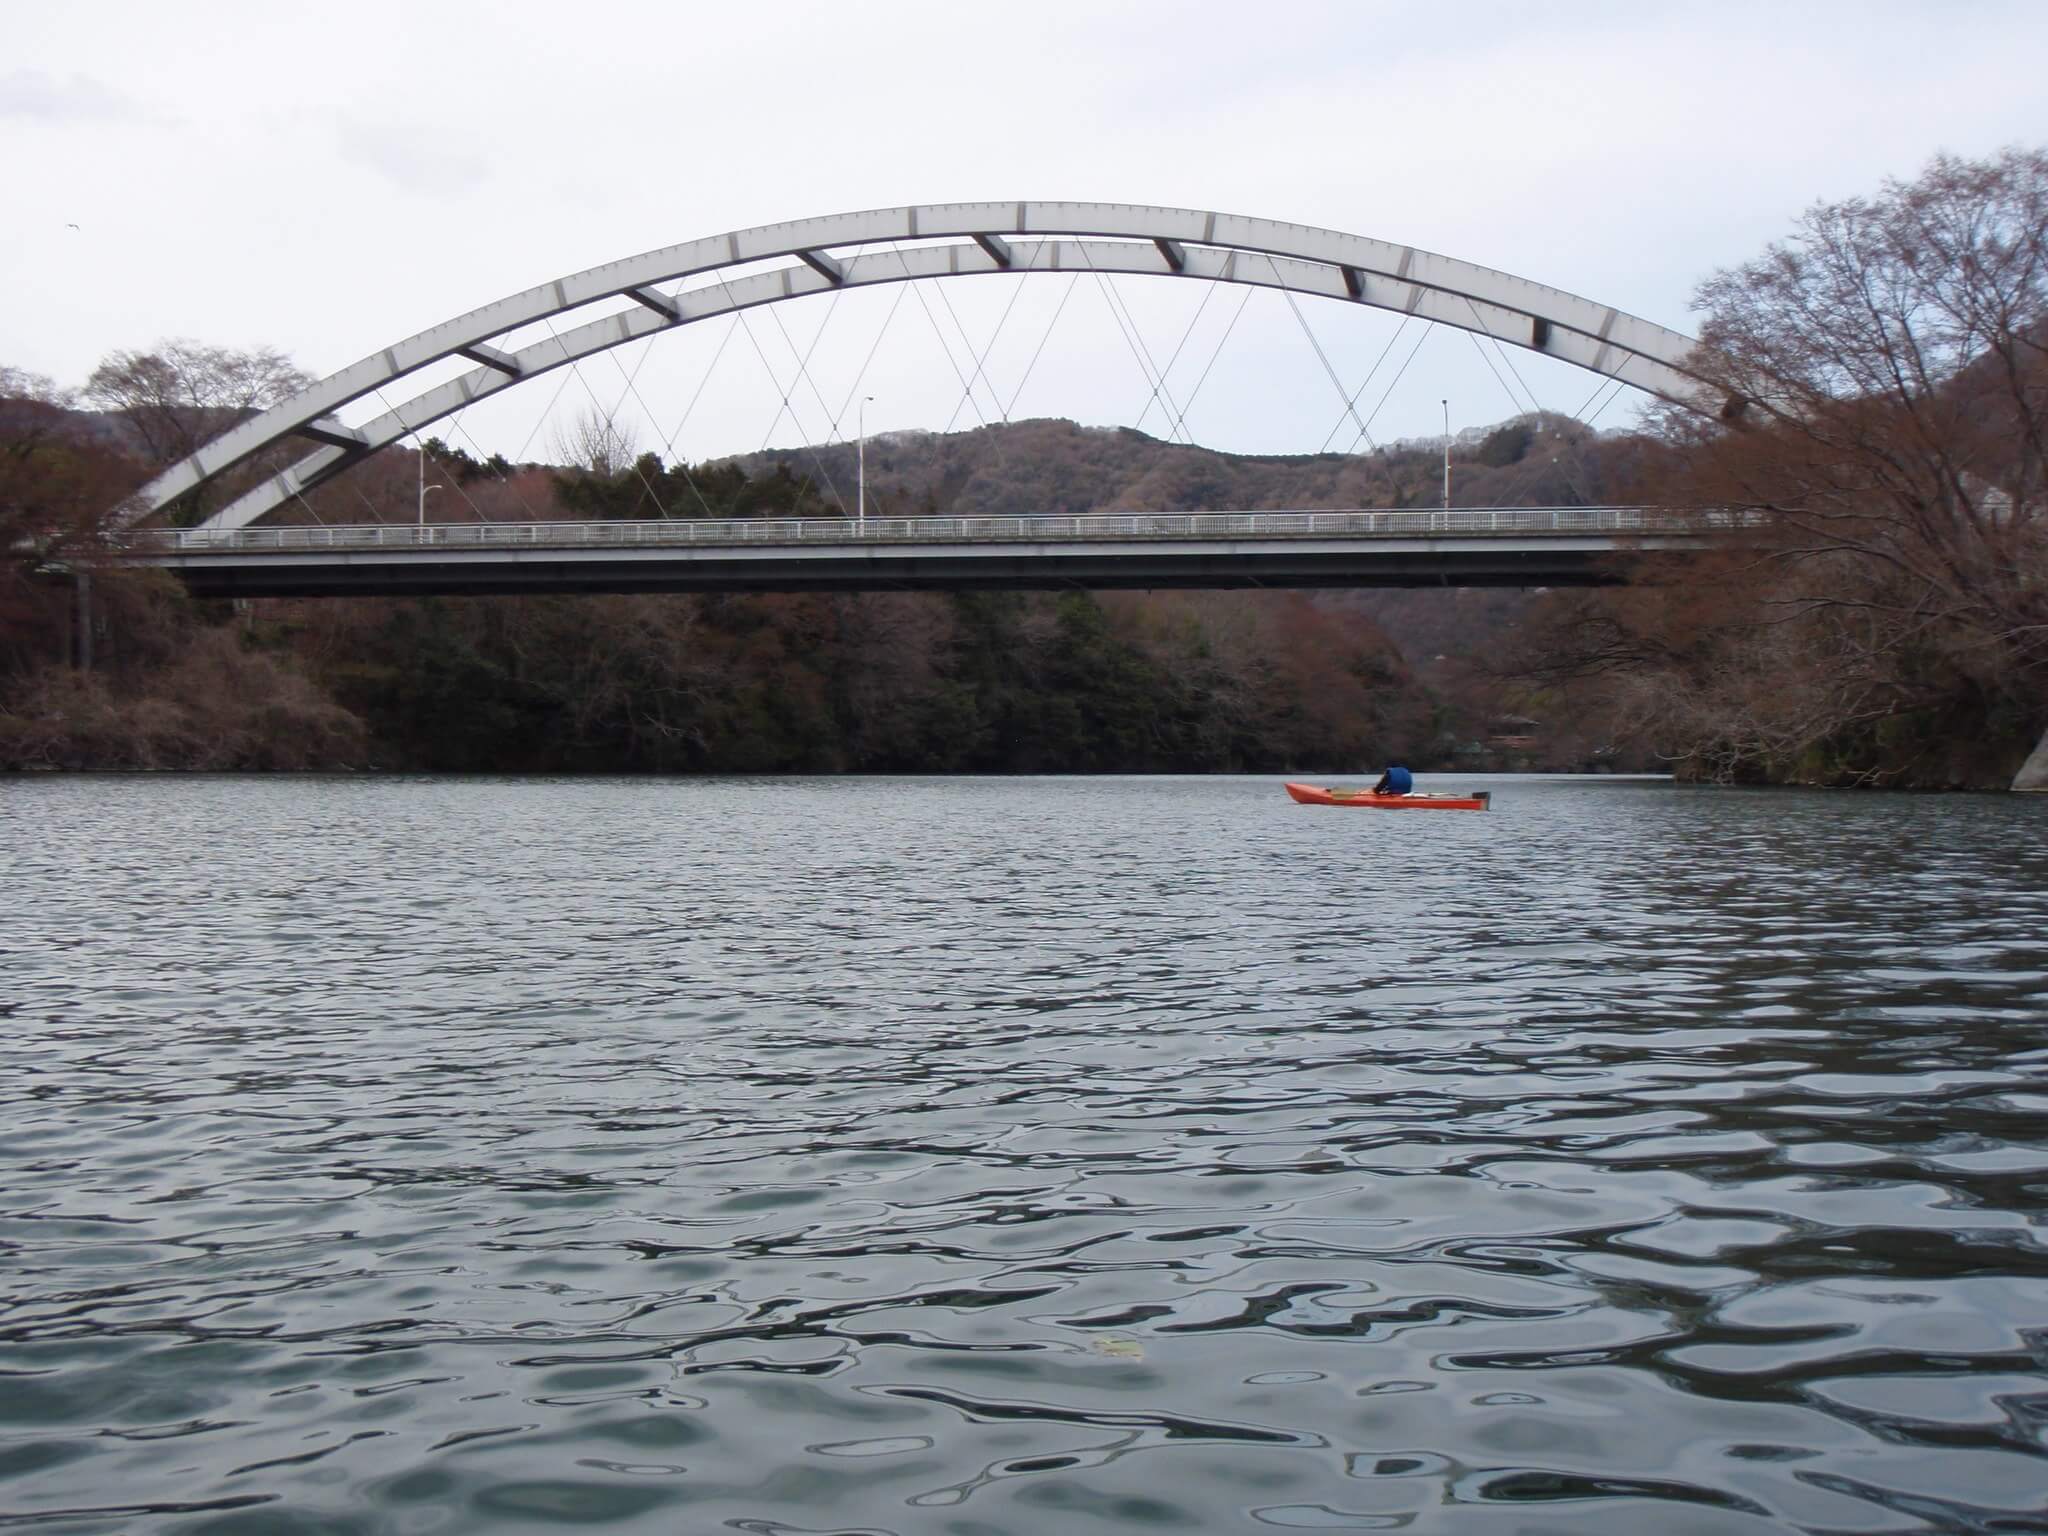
(719, 413, 1641, 521)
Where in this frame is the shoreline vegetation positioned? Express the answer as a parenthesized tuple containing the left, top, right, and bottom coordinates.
(5, 152, 2043, 789)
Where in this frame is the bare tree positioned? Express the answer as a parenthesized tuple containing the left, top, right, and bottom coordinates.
(550, 409, 640, 478)
(1, 365, 171, 681)
(1511, 149, 2048, 783)
(0, 367, 73, 411)
(1663, 147, 2048, 675)
(84, 340, 311, 468)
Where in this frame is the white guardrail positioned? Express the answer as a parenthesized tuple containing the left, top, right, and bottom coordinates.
(128, 508, 1707, 555)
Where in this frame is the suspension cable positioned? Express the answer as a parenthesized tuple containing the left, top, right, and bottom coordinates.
(428, 396, 503, 522)
(937, 240, 1054, 435)
(933, 268, 1028, 432)
(1570, 369, 1627, 424)
(1265, 255, 1376, 451)
(391, 360, 546, 524)
(1583, 379, 1630, 430)
(447, 413, 542, 521)
(286, 481, 328, 526)
(593, 332, 724, 519)
(371, 382, 495, 527)
(1177, 284, 1256, 435)
(1104, 277, 1183, 437)
(1077, 246, 1190, 442)
(663, 313, 739, 459)
(1096, 260, 1191, 438)
(1121, 275, 1217, 442)
(766, 273, 854, 438)
(1462, 324, 1530, 420)
(893, 246, 993, 433)
(640, 312, 738, 518)
(1318, 314, 1414, 454)
(369, 380, 515, 527)
(1005, 272, 1083, 419)
(881, 237, 1070, 502)
(348, 481, 382, 523)
(1344, 323, 1434, 454)
(1459, 311, 1605, 506)
(925, 234, 1059, 438)
(1489, 333, 1545, 417)
(705, 270, 849, 514)
(542, 321, 673, 520)
(1152, 279, 1260, 453)
(1460, 296, 1544, 419)
(509, 350, 580, 467)
(241, 411, 331, 527)
(835, 282, 911, 430)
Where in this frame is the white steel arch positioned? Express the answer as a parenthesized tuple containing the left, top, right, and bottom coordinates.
(126, 203, 1713, 532)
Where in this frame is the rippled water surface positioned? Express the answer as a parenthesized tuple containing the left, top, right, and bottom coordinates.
(4, 774, 2047, 1534)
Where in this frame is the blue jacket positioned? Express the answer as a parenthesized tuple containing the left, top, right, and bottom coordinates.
(1376, 765, 1413, 795)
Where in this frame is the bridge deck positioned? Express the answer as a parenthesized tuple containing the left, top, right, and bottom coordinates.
(125, 508, 1704, 597)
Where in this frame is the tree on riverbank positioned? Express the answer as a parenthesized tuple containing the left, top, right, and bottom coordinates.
(0, 361, 369, 768)
(85, 340, 313, 526)
(1509, 148, 2048, 786)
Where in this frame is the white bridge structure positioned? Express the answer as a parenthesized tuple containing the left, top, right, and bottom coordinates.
(123, 203, 1715, 519)
(114, 201, 1724, 597)
(128, 508, 1706, 598)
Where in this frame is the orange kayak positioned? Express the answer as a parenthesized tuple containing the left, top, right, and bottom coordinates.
(1285, 781, 1491, 811)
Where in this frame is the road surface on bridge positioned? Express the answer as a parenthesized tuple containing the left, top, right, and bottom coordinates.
(124, 507, 1709, 598)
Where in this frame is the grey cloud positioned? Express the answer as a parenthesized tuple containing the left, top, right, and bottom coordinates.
(0, 69, 165, 123)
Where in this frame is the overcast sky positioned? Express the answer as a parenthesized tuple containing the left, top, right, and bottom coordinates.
(8, 0, 2047, 472)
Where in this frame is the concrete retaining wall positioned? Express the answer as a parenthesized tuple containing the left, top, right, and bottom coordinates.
(2015, 725, 2048, 791)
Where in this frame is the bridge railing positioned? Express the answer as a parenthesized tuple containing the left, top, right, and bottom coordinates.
(130, 507, 1705, 554)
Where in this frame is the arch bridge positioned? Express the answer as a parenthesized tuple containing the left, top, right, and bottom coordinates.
(127, 202, 1716, 530)
(108, 208, 1712, 602)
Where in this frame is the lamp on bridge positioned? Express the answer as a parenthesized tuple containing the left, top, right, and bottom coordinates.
(416, 438, 443, 530)
(858, 395, 875, 535)
(1442, 399, 1451, 511)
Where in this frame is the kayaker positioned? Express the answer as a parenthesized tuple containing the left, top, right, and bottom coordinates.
(1372, 764, 1413, 796)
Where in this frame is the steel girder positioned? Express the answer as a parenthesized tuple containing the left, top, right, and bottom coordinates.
(125, 202, 1709, 532)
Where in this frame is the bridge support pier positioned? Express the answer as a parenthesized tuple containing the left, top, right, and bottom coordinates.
(73, 570, 92, 673)
(2014, 723, 2048, 792)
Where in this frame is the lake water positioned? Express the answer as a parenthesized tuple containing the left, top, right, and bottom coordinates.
(3, 774, 2046, 1534)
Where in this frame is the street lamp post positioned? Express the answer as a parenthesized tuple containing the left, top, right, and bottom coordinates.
(1441, 399, 1451, 511)
(418, 440, 441, 532)
(857, 396, 875, 534)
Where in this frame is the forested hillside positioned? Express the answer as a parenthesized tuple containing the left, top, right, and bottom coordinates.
(2, 386, 1599, 774)
(719, 411, 1632, 522)
(1500, 150, 2048, 789)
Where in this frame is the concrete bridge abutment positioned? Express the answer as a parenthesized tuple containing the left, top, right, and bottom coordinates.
(2014, 723, 2048, 791)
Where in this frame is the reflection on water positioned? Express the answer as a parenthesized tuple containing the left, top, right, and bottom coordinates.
(2, 774, 2045, 1534)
